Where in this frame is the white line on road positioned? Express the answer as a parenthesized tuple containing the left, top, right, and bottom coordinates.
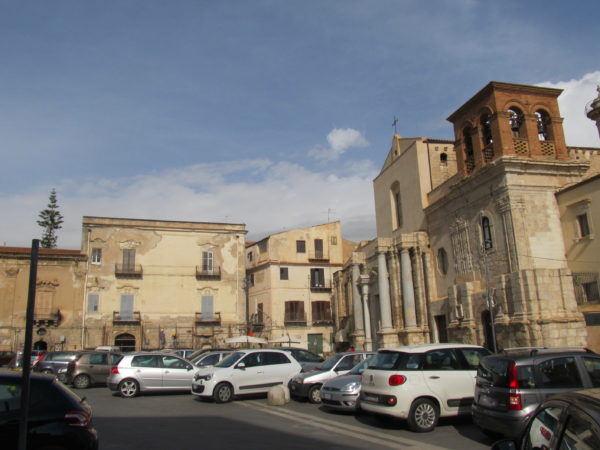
(239, 401, 447, 449)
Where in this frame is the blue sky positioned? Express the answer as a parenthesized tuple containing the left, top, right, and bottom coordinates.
(1, 0, 599, 249)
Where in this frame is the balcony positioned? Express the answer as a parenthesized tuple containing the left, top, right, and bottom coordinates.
(33, 310, 61, 327)
(195, 312, 221, 325)
(113, 311, 141, 325)
(284, 313, 307, 326)
(310, 280, 332, 292)
(312, 318, 333, 326)
(196, 266, 221, 280)
(115, 264, 143, 278)
(308, 251, 329, 262)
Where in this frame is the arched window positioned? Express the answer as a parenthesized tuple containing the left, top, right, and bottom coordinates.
(390, 182, 403, 229)
(508, 107, 524, 138)
(535, 109, 552, 141)
(437, 248, 449, 275)
(463, 126, 475, 173)
(440, 152, 448, 165)
(482, 216, 493, 250)
(480, 113, 493, 145)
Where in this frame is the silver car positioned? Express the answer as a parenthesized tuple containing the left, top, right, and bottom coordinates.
(107, 352, 197, 398)
(321, 356, 374, 412)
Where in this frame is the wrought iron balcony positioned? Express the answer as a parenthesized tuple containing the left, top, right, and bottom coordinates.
(284, 313, 307, 326)
(195, 266, 221, 280)
(310, 280, 332, 292)
(312, 316, 333, 326)
(113, 311, 141, 324)
(195, 311, 221, 325)
(308, 251, 329, 262)
(33, 310, 61, 327)
(115, 264, 143, 278)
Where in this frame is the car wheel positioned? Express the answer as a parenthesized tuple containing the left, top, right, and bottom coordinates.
(213, 383, 233, 403)
(407, 398, 439, 432)
(73, 374, 91, 389)
(308, 385, 322, 404)
(119, 379, 139, 398)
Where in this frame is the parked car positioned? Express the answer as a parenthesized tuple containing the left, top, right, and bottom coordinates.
(160, 348, 196, 360)
(491, 388, 600, 450)
(321, 356, 375, 412)
(95, 346, 120, 352)
(7, 350, 46, 370)
(187, 348, 230, 363)
(191, 349, 302, 403)
(289, 351, 375, 403)
(33, 351, 81, 379)
(0, 369, 99, 450)
(107, 352, 198, 398)
(274, 347, 324, 372)
(0, 351, 15, 367)
(65, 351, 122, 389)
(472, 347, 600, 439)
(360, 343, 491, 432)
(189, 350, 232, 368)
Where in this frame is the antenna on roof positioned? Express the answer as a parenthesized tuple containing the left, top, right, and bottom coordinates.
(392, 116, 398, 134)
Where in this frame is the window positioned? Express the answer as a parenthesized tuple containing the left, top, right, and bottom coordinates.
(560, 411, 600, 450)
(91, 248, 102, 264)
(312, 301, 332, 322)
(201, 295, 214, 321)
(583, 357, 600, 387)
(583, 281, 600, 303)
(285, 301, 305, 322)
(535, 109, 552, 141)
(524, 406, 564, 449)
(122, 249, 135, 269)
(440, 153, 448, 166)
(247, 252, 253, 262)
(336, 355, 363, 371)
(423, 349, 460, 370)
(577, 213, 591, 238)
(538, 357, 583, 388)
(256, 303, 264, 324)
(120, 294, 134, 320)
(202, 251, 214, 273)
(482, 216, 493, 250)
(248, 273, 254, 287)
(264, 352, 291, 365)
(280, 267, 289, 280)
(310, 268, 326, 288)
(437, 248, 449, 275)
(508, 107, 525, 138)
(87, 293, 99, 313)
(296, 240, 306, 253)
(161, 356, 189, 369)
(463, 126, 475, 173)
(132, 355, 159, 368)
(456, 348, 491, 370)
(390, 181, 402, 229)
(314, 239, 324, 259)
(88, 353, 108, 365)
(330, 236, 337, 245)
(241, 352, 264, 368)
(480, 113, 493, 145)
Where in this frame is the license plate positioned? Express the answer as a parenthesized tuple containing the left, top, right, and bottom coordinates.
(478, 394, 497, 408)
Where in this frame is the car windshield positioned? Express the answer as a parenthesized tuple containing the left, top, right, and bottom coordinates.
(292, 350, 323, 362)
(215, 352, 245, 368)
(350, 356, 374, 375)
(316, 354, 344, 371)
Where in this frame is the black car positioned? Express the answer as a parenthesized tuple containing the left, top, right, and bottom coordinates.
(492, 388, 600, 450)
(33, 351, 81, 379)
(0, 369, 99, 450)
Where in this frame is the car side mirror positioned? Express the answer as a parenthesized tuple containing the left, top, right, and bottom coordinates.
(491, 439, 517, 450)
(236, 362, 246, 370)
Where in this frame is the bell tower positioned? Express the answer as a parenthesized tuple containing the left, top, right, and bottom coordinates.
(447, 82, 569, 178)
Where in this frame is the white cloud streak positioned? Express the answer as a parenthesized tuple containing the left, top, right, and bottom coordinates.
(309, 128, 369, 161)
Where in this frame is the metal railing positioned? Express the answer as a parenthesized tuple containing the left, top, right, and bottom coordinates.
(195, 266, 221, 280)
(115, 264, 143, 277)
(113, 311, 141, 324)
(195, 311, 221, 324)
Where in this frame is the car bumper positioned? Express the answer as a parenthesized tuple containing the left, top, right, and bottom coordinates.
(191, 380, 215, 397)
(471, 403, 531, 438)
(320, 389, 360, 411)
(288, 381, 313, 398)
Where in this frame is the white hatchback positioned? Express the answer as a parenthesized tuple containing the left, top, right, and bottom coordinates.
(360, 343, 490, 432)
(191, 349, 302, 403)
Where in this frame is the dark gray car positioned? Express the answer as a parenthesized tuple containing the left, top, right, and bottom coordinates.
(472, 347, 600, 439)
(65, 351, 122, 389)
(33, 351, 81, 380)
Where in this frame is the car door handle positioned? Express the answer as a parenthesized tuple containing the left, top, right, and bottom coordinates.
(429, 376, 440, 379)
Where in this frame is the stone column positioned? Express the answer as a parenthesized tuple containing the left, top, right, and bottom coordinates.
(377, 251, 393, 331)
(360, 274, 373, 351)
(352, 263, 365, 336)
(400, 248, 417, 328)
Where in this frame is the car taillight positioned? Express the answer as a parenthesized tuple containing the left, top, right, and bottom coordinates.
(507, 361, 522, 411)
(110, 366, 119, 374)
(388, 375, 406, 386)
(64, 411, 92, 428)
(37, 353, 47, 363)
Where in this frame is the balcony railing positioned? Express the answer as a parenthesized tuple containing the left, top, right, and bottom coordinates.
(33, 310, 61, 326)
(113, 311, 141, 324)
(196, 266, 221, 280)
(310, 280, 332, 292)
(195, 312, 221, 325)
(115, 264, 143, 278)
(284, 313, 307, 326)
(308, 251, 329, 262)
(312, 317, 333, 326)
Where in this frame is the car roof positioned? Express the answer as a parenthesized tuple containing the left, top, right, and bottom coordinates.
(378, 343, 486, 353)
(0, 369, 57, 383)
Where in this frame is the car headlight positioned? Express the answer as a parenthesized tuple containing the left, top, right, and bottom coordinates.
(194, 373, 213, 381)
(341, 381, 360, 392)
(292, 376, 303, 384)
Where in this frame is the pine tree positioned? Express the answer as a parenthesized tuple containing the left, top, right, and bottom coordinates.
(37, 189, 64, 248)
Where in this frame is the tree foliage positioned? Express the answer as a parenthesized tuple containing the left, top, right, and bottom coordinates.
(37, 189, 64, 248)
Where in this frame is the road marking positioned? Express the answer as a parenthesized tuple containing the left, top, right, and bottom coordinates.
(239, 401, 446, 449)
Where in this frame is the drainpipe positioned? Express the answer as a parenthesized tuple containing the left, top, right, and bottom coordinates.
(81, 228, 91, 350)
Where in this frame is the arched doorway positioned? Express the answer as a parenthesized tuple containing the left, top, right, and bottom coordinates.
(33, 339, 48, 351)
(115, 333, 136, 352)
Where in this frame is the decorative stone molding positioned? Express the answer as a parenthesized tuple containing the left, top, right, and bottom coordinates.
(4, 267, 19, 277)
(119, 240, 141, 250)
(37, 280, 59, 288)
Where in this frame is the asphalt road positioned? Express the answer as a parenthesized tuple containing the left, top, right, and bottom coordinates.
(80, 386, 495, 450)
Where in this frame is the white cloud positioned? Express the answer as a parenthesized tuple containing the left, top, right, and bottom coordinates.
(309, 128, 369, 161)
(538, 71, 600, 147)
(0, 159, 378, 249)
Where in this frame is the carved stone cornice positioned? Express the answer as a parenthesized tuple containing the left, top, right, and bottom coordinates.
(119, 240, 141, 250)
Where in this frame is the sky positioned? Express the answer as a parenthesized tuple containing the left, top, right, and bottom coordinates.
(1, 0, 599, 249)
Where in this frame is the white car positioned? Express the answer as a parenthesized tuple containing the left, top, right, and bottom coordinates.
(360, 343, 491, 432)
(191, 349, 302, 403)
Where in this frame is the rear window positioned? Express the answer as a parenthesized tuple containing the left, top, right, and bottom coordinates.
(369, 351, 422, 371)
(478, 358, 535, 388)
